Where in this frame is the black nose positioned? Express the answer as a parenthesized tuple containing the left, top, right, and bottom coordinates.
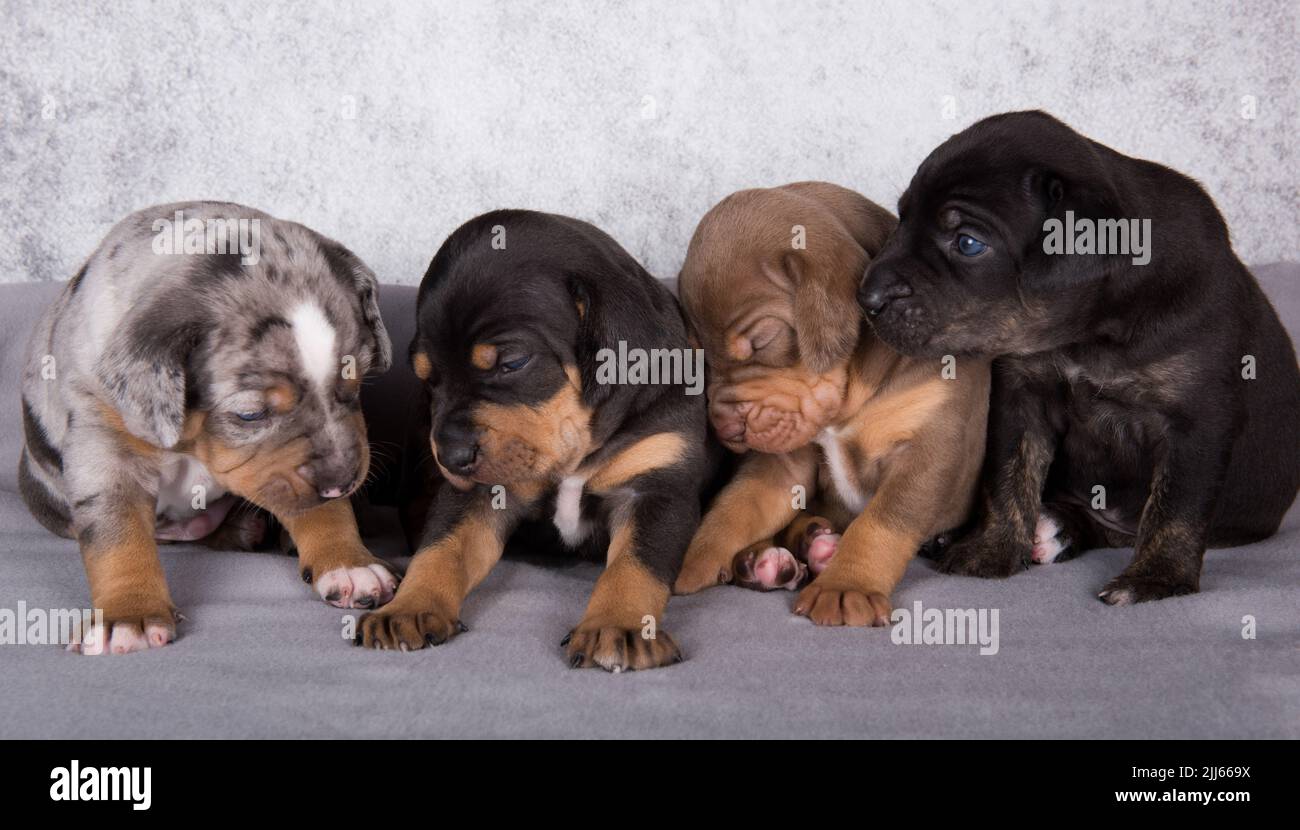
(436, 422, 480, 476)
(858, 270, 913, 317)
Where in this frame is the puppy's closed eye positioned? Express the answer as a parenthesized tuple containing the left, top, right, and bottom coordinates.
(733, 316, 796, 367)
(499, 354, 531, 373)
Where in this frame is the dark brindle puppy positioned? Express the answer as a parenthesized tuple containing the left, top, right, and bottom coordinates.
(356, 210, 707, 671)
(20, 201, 397, 654)
(860, 110, 1300, 603)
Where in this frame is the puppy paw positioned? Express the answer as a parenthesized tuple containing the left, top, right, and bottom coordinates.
(938, 528, 1028, 578)
(800, 522, 840, 575)
(355, 605, 466, 650)
(70, 609, 177, 656)
(305, 561, 399, 609)
(563, 623, 683, 672)
(794, 580, 891, 627)
(1098, 573, 1197, 605)
(732, 545, 806, 591)
(1030, 512, 1069, 564)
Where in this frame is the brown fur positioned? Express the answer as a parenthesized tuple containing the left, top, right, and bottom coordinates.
(585, 432, 686, 494)
(568, 521, 680, 670)
(81, 495, 175, 634)
(470, 343, 498, 371)
(675, 182, 991, 625)
(357, 510, 504, 649)
(452, 366, 592, 487)
(412, 351, 432, 381)
(279, 497, 388, 585)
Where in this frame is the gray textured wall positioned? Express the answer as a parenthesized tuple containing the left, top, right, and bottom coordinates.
(1, 0, 1295, 285)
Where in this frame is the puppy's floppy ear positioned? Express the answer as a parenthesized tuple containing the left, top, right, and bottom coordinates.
(776, 183, 897, 372)
(565, 273, 618, 406)
(776, 242, 867, 375)
(320, 240, 393, 375)
(782, 181, 898, 257)
(94, 296, 204, 449)
(1025, 165, 1128, 284)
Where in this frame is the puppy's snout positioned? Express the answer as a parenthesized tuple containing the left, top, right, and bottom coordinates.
(707, 398, 749, 445)
(298, 457, 363, 501)
(858, 266, 913, 317)
(436, 421, 481, 476)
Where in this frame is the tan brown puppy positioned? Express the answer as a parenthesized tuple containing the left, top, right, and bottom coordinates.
(674, 182, 990, 626)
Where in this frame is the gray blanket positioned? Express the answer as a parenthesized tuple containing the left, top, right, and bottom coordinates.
(0, 269, 1296, 739)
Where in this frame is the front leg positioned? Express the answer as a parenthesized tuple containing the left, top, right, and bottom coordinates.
(356, 486, 510, 650)
(64, 422, 176, 655)
(674, 447, 818, 593)
(1099, 419, 1232, 604)
(795, 450, 948, 626)
(76, 497, 177, 655)
(566, 488, 694, 672)
(940, 386, 1057, 578)
(278, 498, 397, 610)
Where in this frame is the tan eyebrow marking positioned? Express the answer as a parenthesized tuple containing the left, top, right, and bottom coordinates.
(471, 344, 498, 371)
(412, 351, 432, 380)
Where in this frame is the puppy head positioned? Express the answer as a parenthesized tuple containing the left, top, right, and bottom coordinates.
(97, 218, 392, 517)
(679, 183, 895, 454)
(860, 110, 1128, 358)
(409, 210, 648, 490)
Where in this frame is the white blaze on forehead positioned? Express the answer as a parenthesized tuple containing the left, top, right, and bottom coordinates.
(290, 303, 337, 388)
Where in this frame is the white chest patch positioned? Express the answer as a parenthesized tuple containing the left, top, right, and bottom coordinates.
(553, 475, 591, 547)
(155, 454, 226, 521)
(290, 302, 337, 388)
(815, 428, 868, 514)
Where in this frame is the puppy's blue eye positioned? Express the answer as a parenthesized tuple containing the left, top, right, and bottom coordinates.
(957, 234, 988, 256)
(500, 355, 531, 373)
(236, 409, 268, 422)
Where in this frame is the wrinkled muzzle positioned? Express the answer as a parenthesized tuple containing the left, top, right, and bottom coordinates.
(707, 369, 844, 454)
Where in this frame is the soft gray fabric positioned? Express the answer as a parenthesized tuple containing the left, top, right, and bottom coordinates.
(0, 269, 1296, 739)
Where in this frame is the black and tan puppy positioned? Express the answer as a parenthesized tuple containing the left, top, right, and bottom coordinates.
(20, 201, 397, 654)
(356, 210, 707, 671)
(860, 110, 1300, 603)
(673, 182, 990, 625)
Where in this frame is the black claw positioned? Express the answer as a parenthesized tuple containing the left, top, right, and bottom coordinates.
(301, 568, 313, 584)
(456, 620, 469, 633)
(325, 590, 340, 603)
(426, 632, 446, 646)
(560, 631, 572, 647)
(673, 653, 685, 664)
(354, 596, 375, 610)
(353, 631, 363, 646)
(570, 653, 584, 668)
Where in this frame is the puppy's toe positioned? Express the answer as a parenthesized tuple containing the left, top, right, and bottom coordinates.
(794, 581, 892, 627)
(71, 614, 176, 656)
(356, 607, 464, 650)
(316, 563, 399, 609)
(564, 624, 683, 672)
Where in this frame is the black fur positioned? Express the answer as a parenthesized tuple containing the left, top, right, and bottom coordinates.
(860, 110, 1300, 603)
(405, 210, 709, 587)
